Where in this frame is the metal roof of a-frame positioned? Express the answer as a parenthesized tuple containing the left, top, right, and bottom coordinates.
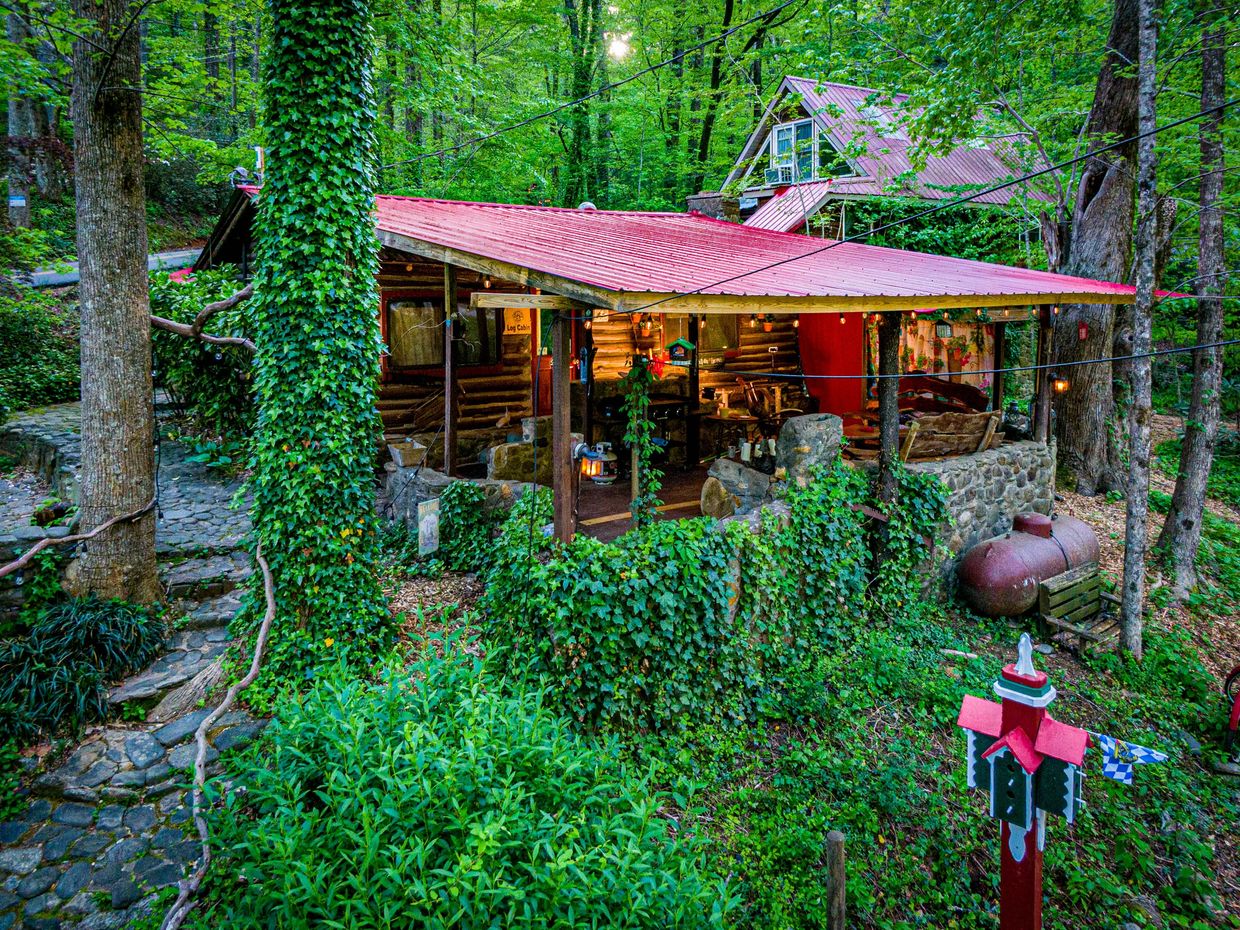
(373, 196, 1137, 314)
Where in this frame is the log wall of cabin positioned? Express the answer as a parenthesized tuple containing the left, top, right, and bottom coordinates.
(587, 312, 804, 407)
(377, 251, 534, 439)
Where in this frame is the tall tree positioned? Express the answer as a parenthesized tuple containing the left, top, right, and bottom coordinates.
(1045, 0, 1139, 497)
(1119, 0, 1158, 658)
(66, 0, 160, 602)
(246, 0, 393, 674)
(1156, 9, 1227, 598)
(6, 6, 34, 228)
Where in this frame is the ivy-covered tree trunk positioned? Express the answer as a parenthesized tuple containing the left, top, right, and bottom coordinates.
(1156, 14, 1227, 598)
(67, 0, 160, 603)
(247, 0, 392, 672)
(1045, 0, 1138, 497)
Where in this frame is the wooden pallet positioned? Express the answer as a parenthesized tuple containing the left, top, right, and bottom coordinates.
(1037, 562, 1121, 652)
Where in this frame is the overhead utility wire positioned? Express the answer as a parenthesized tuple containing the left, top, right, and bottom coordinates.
(379, 0, 801, 170)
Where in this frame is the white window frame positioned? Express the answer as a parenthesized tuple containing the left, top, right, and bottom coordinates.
(767, 118, 853, 182)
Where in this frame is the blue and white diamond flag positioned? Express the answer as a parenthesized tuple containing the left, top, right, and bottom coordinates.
(1098, 734, 1168, 784)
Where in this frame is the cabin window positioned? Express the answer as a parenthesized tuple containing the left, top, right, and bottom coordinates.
(383, 290, 503, 373)
(768, 118, 853, 182)
(698, 314, 740, 365)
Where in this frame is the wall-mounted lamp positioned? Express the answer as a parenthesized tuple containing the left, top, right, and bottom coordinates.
(1052, 374, 1070, 394)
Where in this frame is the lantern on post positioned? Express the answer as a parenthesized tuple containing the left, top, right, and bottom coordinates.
(957, 634, 1089, 930)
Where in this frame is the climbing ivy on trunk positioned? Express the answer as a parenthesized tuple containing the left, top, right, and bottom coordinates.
(245, 0, 393, 688)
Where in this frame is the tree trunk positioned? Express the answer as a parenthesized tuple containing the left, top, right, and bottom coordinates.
(1049, 0, 1139, 497)
(67, 0, 160, 603)
(1156, 16, 1226, 597)
(6, 7, 34, 228)
(1120, 0, 1157, 659)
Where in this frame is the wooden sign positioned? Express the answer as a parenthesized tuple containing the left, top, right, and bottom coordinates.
(417, 498, 440, 556)
(503, 308, 533, 335)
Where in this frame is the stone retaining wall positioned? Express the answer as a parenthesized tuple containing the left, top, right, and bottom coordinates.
(906, 439, 1056, 558)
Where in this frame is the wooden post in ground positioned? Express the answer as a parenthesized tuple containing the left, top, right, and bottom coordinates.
(1033, 305, 1053, 444)
(826, 830, 846, 930)
(551, 311, 574, 543)
(443, 263, 458, 475)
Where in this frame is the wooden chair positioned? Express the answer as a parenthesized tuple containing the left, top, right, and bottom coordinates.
(1037, 563, 1121, 652)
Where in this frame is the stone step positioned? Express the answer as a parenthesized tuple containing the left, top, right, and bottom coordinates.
(159, 552, 250, 600)
(179, 591, 243, 630)
(166, 626, 230, 653)
(107, 644, 227, 705)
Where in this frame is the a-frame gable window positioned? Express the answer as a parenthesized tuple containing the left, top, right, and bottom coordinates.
(765, 117, 854, 184)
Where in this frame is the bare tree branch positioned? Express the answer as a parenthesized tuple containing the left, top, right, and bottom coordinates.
(0, 497, 156, 580)
(161, 542, 277, 930)
(150, 283, 256, 352)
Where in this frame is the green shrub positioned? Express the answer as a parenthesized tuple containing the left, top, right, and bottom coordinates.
(0, 288, 79, 420)
(0, 735, 24, 821)
(150, 268, 254, 437)
(438, 480, 499, 572)
(0, 597, 165, 742)
(200, 645, 731, 929)
(484, 463, 873, 732)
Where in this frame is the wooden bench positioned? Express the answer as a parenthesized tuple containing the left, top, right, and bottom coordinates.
(1037, 562, 1121, 652)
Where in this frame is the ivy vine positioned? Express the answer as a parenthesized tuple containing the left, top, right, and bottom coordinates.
(621, 357, 664, 527)
(242, 0, 393, 694)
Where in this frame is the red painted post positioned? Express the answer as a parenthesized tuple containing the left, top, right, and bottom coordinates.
(957, 635, 1089, 930)
(999, 817, 1043, 930)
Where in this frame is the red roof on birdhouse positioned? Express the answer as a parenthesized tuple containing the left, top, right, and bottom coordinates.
(983, 726, 1044, 774)
(958, 694, 1003, 737)
(1034, 715, 1090, 767)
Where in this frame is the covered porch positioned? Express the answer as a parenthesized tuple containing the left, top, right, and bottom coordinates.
(370, 196, 1135, 542)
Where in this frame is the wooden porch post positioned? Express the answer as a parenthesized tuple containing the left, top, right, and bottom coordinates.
(876, 311, 902, 508)
(551, 311, 574, 543)
(1033, 305, 1053, 444)
(991, 321, 1007, 412)
(443, 263, 458, 475)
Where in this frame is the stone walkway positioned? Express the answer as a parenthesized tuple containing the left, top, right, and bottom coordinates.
(1, 405, 262, 930)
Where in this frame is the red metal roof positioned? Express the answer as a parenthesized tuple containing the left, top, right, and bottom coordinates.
(745, 181, 837, 233)
(374, 196, 1137, 310)
(740, 77, 1049, 211)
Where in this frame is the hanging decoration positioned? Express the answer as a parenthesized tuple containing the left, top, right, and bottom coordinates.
(1097, 735, 1168, 785)
(1078, 321, 1089, 341)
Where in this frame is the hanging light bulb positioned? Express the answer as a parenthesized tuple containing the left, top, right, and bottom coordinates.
(483, 275, 492, 289)
(838, 313, 846, 325)
(1052, 304, 1060, 316)
(792, 316, 800, 328)
(749, 314, 758, 329)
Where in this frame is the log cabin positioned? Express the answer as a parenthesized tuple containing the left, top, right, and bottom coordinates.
(194, 189, 1138, 541)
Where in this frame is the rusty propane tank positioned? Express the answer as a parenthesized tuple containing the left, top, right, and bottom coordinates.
(956, 513, 1099, 618)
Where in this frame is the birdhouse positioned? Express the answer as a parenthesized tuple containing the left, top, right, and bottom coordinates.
(957, 633, 1089, 930)
(666, 338, 695, 368)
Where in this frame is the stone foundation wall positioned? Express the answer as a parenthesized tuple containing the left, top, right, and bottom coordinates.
(906, 439, 1056, 557)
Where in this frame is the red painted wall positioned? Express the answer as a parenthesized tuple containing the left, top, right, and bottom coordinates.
(797, 313, 866, 415)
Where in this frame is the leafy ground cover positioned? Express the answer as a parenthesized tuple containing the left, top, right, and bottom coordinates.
(1155, 430, 1240, 510)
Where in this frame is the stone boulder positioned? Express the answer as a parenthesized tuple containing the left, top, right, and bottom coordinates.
(488, 441, 551, 484)
(706, 457, 772, 516)
(776, 413, 843, 485)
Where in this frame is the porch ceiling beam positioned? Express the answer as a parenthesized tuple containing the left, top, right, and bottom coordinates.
(470, 293, 584, 310)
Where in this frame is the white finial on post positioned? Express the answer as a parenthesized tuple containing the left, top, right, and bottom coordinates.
(1015, 633, 1036, 676)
